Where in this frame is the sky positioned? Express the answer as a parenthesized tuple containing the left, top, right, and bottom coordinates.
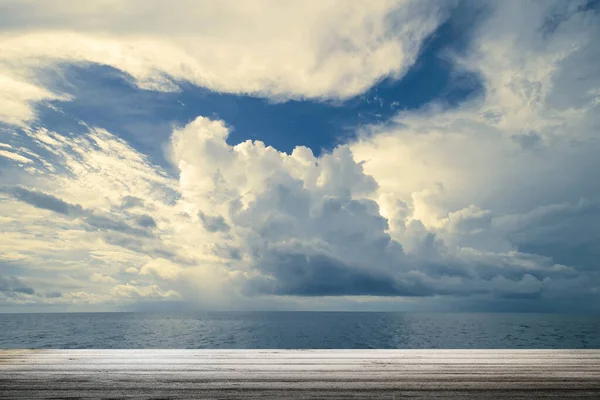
(1, 0, 599, 313)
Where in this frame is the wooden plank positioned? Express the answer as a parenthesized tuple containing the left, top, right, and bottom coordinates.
(0, 350, 599, 399)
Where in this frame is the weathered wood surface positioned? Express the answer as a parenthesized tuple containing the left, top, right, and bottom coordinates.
(1, 350, 599, 399)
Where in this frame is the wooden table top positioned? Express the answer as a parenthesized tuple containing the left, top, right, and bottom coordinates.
(1, 349, 599, 399)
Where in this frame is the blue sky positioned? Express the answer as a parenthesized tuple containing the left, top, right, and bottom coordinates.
(29, 6, 484, 166)
(1, 0, 599, 312)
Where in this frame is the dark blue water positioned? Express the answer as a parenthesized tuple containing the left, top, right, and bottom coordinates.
(1, 312, 598, 349)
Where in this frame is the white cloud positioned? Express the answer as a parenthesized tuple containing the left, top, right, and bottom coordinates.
(0, 0, 444, 125)
(352, 1, 600, 217)
(110, 283, 180, 301)
(0, 73, 65, 126)
(0, 149, 33, 164)
(90, 273, 117, 284)
(139, 258, 181, 281)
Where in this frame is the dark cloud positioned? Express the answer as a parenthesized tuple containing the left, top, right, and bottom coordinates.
(496, 200, 600, 272)
(198, 211, 230, 233)
(6, 186, 83, 215)
(214, 244, 242, 260)
(511, 131, 542, 149)
(84, 214, 151, 237)
(102, 233, 196, 265)
(13, 287, 35, 294)
(4, 186, 157, 237)
(0, 274, 35, 296)
(248, 252, 403, 297)
(242, 245, 587, 301)
(135, 214, 157, 228)
(120, 195, 145, 209)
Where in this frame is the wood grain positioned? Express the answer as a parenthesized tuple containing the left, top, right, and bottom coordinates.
(1, 350, 599, 399)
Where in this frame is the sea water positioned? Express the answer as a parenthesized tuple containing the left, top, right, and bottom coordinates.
(1, 312, 598, 349)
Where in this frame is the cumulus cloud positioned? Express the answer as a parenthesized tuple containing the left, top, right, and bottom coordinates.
(348, 0, 600, 303)
(3, 107, 599, 311)
(169, 117, 404, 292)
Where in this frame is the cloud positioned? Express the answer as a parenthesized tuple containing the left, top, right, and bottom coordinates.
(0, 149, 33, 164)
(3, 103, 599, 311)
(0, 0, 445, 125)
(0, 73, 66, 126)
(0, 274, 35, 296)
(198, 211, 230, 233)
(135, 214, 157, 228)
(110, 283, 180, 301)
(120, 196, 145, 209)
(167, 114, 596, 305)
(0, 124, 186, 310)
(5, 186, 83, 215)
(3, 186, 154, 237)
(84, 214, 151, 237)
(345, 0, 600, 305)
(169, 117, 402, 281)
(247, 252, 402, 297)
(139, 258, 182, 281)
(90, 273, 117, 284)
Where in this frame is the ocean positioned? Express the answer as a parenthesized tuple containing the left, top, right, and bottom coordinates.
(1, 312, 598, 349)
